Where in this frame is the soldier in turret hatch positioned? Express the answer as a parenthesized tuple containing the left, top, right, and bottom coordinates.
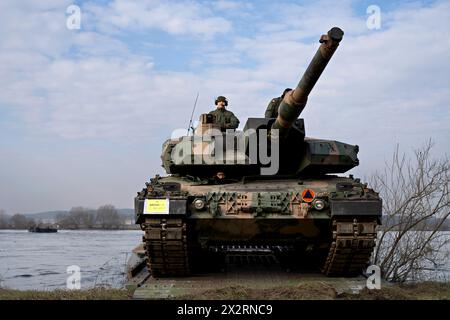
(208, 96, 240, 131)
(265, 88, 292, 118)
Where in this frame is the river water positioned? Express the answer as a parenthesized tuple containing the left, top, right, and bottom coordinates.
(0, 230, 449, 290)
(0, 229, 142, 290)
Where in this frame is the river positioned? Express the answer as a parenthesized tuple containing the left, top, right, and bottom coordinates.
(0, 229, 448, 290)
(0, 229, 142, 290)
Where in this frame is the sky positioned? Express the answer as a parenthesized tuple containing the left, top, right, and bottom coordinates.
(0, 0, 449, 214)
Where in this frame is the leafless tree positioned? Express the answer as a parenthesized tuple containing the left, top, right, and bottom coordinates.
(10, 213, 35, 229)
(56, 213, 69, 228)
(85, 209, 96, 228)
(96, 205, 121, 229)
(56, 207, 96, 229)
(69, 207, 96, 229)
(69, 207, 86, 227)
(0, 209, 10, 229)
(370, 140, 449, 282)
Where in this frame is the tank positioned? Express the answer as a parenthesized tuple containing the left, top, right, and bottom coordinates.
(134, 27, 382, 277)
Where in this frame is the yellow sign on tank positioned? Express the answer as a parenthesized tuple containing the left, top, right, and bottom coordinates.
(143, 199, 170, 214)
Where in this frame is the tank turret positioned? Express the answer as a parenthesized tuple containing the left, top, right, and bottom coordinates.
(161, 27, 355, 178)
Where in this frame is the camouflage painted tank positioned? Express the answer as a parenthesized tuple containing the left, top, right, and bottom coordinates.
(135, 27, 382, 277)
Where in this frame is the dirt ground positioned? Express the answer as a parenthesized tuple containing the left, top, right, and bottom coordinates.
(177, 282, 450, 300)
(1, 282, 448, 300)
(129, 263, 450, 300)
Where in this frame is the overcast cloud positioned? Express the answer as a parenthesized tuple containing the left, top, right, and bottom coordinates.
(0, 0, 449, 213)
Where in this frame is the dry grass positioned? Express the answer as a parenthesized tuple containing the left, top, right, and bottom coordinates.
(1, 282, 448, 300)
(0, 287, 132, 300)
(340, 282, 450, 300)
(179, 282, 450, 300)
(179, 282, 337, 300)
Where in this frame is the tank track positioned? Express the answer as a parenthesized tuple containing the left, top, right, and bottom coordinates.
(322, 218, 378, 276)
(141, 217, 377, 277)
(141, 218, 190, 277)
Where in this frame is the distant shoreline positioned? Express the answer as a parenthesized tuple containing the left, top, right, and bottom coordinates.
(1, 226, 449, 231)
(0, 226, 141, 231)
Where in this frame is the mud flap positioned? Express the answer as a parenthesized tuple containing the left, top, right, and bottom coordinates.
(330, 199, 382, 218)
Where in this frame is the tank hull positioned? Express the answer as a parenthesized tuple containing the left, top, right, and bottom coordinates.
(135, 175, 381, 277)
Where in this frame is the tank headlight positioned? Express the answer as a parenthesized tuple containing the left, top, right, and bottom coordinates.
(193, 198, 205, 210)
(313, 199, 325, 210)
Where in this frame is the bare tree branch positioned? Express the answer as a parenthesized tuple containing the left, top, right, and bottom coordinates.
(370, 140, 449, 282)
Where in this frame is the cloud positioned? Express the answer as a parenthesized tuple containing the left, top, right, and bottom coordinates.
(0, 0, 449, 213)
(261, 0, 367, 39)
(85, 0, 232, 38)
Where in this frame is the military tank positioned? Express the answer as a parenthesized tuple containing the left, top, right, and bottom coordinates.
(134, 27, 382, 277)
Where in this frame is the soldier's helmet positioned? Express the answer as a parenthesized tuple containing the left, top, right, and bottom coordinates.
(215, 96, 228, 106)
(282, 88, 292, 97)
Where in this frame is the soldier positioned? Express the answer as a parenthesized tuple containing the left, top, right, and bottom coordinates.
(213, 171, 226, 184)
(265, 88, 292, 118)
(209, 96, 240, 131)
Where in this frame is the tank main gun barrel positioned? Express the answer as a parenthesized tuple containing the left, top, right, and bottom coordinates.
(272, 27, 344, 136)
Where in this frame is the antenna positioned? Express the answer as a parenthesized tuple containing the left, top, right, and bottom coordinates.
(187, 92, 199, 135)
